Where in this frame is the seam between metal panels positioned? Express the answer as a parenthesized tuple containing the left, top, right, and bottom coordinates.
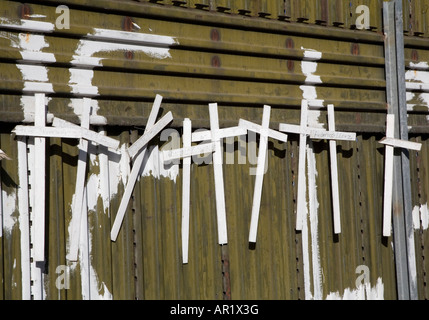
(415, 143, 428, 299)
(356, 138, 366, 266)
(130, 128, 140, 300)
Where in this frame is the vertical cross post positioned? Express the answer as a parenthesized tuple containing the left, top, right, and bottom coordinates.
(238, 105, 288, 243)
(327, 104, 341, 234)
(162, 119, 216, 263)
(34, 93, 46, 262)
(279, 101, 356, 232)
(191, 104, 246, 245)
(68, 98, 92, 261)
(378, 114, 421, 237)
(210, 103, 228, 245)
(13, 94, 120, 262)
(181, 119, 192, 265)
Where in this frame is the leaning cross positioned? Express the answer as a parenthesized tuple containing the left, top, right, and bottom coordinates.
(162, 118, 216, 264)
(279, 101, 356, 233)
(238, 105, 288, 243)
(378, 113, 421, 237)
(191, 103, 247, 245)
(110, 95, 173, 241)
(13, 93, 120, 262)
(65, 98, 92, 261)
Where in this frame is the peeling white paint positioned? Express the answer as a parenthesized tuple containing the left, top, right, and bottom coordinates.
(300, 140, 323, 300)
(68, 68, 98, 96)
(14, 32, 55, 93)
(0, 17, 54, 32)
(406, 61, 429, 112)
(19, 95, 53, 123)
(108, 144, 131, 200)
(68, 98, 107, 125)
(326, 277, 384, 300)
(2, 26, 57, 120)
(71, 28, 177, 67)
(0, 29, 56, 117)
(68, 28, 178, 127)
(300, 47, 324, 109)
(12, 33, 55, 62)
(141, 145, 179, 183)
(413, 203, 428, 230)
(1, 190, 17, 236)
(308, 144, 322, 300)
(302, 46, 322, 60)
(68, 186, 112, 300)
(28, 14, 47, 19)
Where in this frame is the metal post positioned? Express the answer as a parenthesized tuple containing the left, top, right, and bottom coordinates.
(383, 0, 409, 300)
(383, 0, 418, 300)
(394, 0, 418, 300)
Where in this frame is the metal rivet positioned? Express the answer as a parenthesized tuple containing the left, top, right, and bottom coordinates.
(211, 55, 221, 68)
(411, 49, 419, 62)
(285, 38, 294, 49)
(19, 4, 32, 19)
(123, 16, 134, 31)
(125, 51, 134, 60)
(287, 60, 294, 72)
(210, 29, 220, 41)
(351, 43, 359, 56)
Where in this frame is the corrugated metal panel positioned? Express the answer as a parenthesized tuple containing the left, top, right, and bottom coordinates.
(0, 0, 429, 300)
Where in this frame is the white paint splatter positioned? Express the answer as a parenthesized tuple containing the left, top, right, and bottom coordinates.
(68, 68, 98, 96)
(300, 140, 323, 300)
(406, 61, 429, 113)
(0, 17, 54, 32)
(19, 95, 53, 123)
(412, 203, 428, 230)
(326, 277, 384, 300)
(141, 145, 179, 183)
(300, 47, 324, 109)
(13, 32, 55, 94)
(0, 23, 57, 118)
(302, 47, 322, 60)
(12, 33, 56, 63)
(68, 187, 113, 299)
(67, 98, 107, 125)
(1, 190, 17, 236)
(70, 28, 177, 67)
(68, 28, 178, 125)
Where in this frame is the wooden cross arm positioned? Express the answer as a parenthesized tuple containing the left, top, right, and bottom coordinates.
(51, 118, 120, 150)
(279, 123, 355, 141)
(238, 119, 288, 142)
(13, 124, 119, 150)
(162, 142, 216, 162)
(378, 137, 422, 151)
(191, 126, 247, 142)
(127, 111, 174, 158)
(310, 130, 356, 141)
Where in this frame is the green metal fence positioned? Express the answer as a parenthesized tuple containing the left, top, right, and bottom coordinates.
(0, 0, 428, 299)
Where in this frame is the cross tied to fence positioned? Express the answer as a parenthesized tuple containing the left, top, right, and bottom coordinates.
(12, 93, 120, 262)
(279, 101, 357, 235)
(378, 114, 421, 237)
(10, 92, 413, 267)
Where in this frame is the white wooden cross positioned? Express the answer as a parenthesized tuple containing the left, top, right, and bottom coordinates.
(238, 105, 288, 243)
(66, 98, 92, 261)
(110, 95, 173, 241)
(378, 114, 421, 237)
(162, 118, 216, 264)
(191, 103, 247, 245)
(13, 93, 120, 262)
(279, 101, 356, 233)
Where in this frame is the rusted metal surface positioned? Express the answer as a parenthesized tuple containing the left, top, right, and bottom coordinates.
(0, 0, 429, 300)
